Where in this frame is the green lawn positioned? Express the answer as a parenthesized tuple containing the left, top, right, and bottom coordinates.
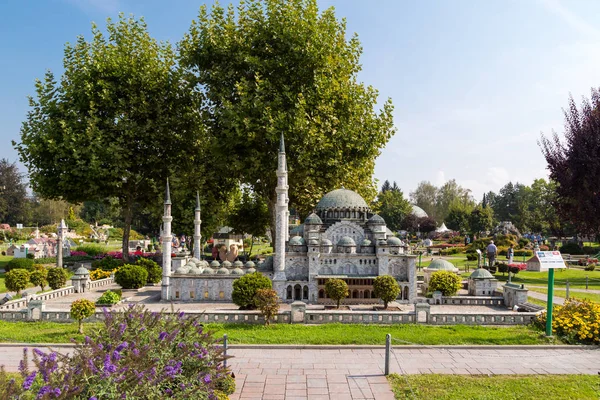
(496, 269, 600, 290)
(388, 374, 600, 400)
(0, 321, 555, 345)
(528, 287, 600, 303)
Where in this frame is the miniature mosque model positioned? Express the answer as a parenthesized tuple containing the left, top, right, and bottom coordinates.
(160, 135, 418, 304)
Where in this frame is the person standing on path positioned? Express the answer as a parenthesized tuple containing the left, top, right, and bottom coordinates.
(507, 245, 514, 264)
(487, 240, 498, 268)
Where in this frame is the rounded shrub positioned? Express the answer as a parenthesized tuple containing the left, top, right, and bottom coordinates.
(428, 271, 462, 296)
(114, 264, 148, 289)
(135, 257, 162, 284)
(70, 299, 96, 333)
(5, 257, 34, 272)
(325, 278, 349, 309)
(373, 275, 401, 309)
(5, 269, 30, 295)
(47, 267, 68, 290)
(232, 272, 272, 309)
(29, 267, 48, 292)
(96, 289, 121, 305)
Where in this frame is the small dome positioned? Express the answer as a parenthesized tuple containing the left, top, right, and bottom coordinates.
(202, 267, 215, 275)
(189, 266, 203, 275)
(231, 267, 244, 275)
(245, 261, 256, 268)
(411, 205, 428, 218)
(189, 257, 200, 264)
(199, 260, 209, 268)
(175, 266, 190, 274)
(470, 268, 494, 279)
(233, 260, 244, 268)
(259, 256, 274, 271)
(210, 260, 220, 268)
(290, 224, 304, 236)
(387, 236, 402, 246)
(222, 260, 232, 269)
(305, 213, 323, 225)
(74, 266, 89, 276)
(217, 267, 230, 275)
(315, 189, 370, 211)
(361, 238, 372, 246)
(185, 262, 196, 269)
(308, 239, 319, 246)
(367, 214, 385, 225)
(337, 236, 356, 247)
(426, 259, 458, 272)
(320, 239, 333, 246)
(246, 267, 257, 274)
(289, 235, 306, 246)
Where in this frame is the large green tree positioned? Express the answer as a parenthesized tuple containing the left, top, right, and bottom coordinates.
(372, 181, 411, 232)
(179, 0, 395, 245)
(15, 15, 203, 260)
(540, 89, 600, 237)
(409, 181, 438, 222)
(0, 159, 28, 225)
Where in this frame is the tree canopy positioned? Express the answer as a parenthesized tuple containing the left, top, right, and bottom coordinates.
(372, 181, 411, 232)
(0, 159, 28, 225)
(409, 179, 473, 225)
(14, 15, 204, 260)
(540, 88, 600, 237)
(179, 0, 395, 242)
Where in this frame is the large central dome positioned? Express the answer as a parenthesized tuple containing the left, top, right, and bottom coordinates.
(315, 189, 370, 211)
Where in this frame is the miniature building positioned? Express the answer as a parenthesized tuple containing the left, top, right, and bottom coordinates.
(422, 259, 459, 294)
(468, 267, 498, 296)
(72, 266, 90, 293)
(161, 135, 417, 304)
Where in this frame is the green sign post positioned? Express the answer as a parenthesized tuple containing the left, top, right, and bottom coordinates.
(546, 268, 555, 337)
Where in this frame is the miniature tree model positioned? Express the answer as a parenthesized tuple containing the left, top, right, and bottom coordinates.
(373, 275, 401, 309)
(29, 268, 48, 292)
(5, 269, 30, 295)
(232, 272, 272, 310)
(70, 299, 96, 334)
(325, 278, 349, 309)
(254, 289, 280, 326)
(428, 271, 462, 296)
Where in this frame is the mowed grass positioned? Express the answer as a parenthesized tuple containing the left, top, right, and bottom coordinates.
(497, 268, 600, 289)
(388, 374, 600, 400)
(528, 287, 600, 303)
(0, 321, 553, 345)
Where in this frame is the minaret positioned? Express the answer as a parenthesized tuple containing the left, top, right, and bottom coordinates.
(161, 179, 173, 300)
(57, 219, 68, 268)
(273, 133, 289, 283)
(193, 191, 202, 260)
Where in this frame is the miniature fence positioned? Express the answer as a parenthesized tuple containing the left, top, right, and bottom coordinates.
(430, 296, 505, 306)
(427, 312, 538, 325)
(0, 307, 539, 326)
(0, 277, 115, 311)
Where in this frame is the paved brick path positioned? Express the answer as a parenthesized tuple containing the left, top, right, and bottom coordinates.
(2, 345, 599, 399)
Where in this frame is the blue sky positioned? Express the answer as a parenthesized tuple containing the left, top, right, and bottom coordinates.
(1, 0, 600, 199)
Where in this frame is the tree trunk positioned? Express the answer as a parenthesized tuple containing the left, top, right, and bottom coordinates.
(78, 319, 83, 334)
(121, 196, 133, 263)
(384, 300, 388, 310)
(248, 235, 254, 258)
(336, 299, 340, 309)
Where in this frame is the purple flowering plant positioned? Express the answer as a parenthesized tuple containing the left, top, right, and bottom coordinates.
(0, 305, 234, 399)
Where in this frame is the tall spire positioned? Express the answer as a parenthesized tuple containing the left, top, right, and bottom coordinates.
(279, 133, 285, 153)
(164, 178, 171, 205)
(196, 191, 201, 212)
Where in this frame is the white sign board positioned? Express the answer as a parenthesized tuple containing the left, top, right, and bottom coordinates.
(536, 251, 567, 269)
(16, 224, 23, 229)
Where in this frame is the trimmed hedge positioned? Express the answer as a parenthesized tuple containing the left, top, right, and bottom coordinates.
(114, 264, 148, 289)
(5, 258, 35, 272)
